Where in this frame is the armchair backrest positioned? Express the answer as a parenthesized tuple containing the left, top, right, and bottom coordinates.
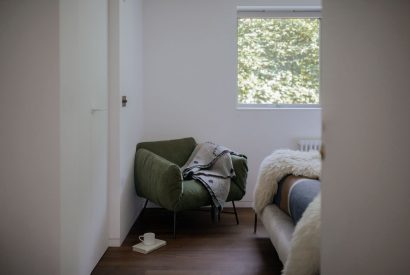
(136, 137, 197, 167)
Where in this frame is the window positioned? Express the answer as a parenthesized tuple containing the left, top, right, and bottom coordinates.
(237, 8, 321, 108)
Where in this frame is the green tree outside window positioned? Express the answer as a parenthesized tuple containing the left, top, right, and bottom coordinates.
(238, 18, 320, 105)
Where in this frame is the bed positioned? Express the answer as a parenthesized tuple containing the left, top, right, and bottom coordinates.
(253, 149, 321, 275)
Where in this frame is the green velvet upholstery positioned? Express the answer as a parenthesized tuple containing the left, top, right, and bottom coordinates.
(134, 137, 248, 212)
(136, 137, 196, 167)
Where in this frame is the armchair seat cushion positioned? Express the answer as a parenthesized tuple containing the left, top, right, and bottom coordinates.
(174, 179, 246, 212)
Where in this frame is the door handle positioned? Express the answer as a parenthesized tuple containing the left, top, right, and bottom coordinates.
(91, 108, 107, 114)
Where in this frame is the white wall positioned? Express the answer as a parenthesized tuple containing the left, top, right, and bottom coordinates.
(0, 1, 60, 274)
(109, 0, 145, 246)
(321, 0, 410, 274)
(142, 0, 321, 206)
(60, 0, 109, 274)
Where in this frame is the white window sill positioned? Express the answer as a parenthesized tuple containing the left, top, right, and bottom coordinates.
(236, 104, 321, 110)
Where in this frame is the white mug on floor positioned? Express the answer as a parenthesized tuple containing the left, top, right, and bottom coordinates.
(139, 232, 155, 246)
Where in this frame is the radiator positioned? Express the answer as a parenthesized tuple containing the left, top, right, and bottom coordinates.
(298, 139, 321, 152)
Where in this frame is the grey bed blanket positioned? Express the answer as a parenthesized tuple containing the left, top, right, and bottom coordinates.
(273, 175, 320, 224)
(181, 142, 237, 220)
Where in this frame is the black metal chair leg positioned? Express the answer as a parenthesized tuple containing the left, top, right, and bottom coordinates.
(254, 213, 258, 233)
(232, 201, 239, 225)
(140, 199, 149, 218)
(173, 211, 177, 239)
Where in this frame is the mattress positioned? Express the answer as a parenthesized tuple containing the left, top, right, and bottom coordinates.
(260, 204, 294, 264)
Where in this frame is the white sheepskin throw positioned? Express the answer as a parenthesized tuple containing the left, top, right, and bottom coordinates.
(253, 149, 321, 215)
(283, 194, 321, 275)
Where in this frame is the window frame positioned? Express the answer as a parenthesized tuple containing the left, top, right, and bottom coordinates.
(237, 6, 322, 110)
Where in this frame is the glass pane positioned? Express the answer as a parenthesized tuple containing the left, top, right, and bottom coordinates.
(238, 18, 320, 105)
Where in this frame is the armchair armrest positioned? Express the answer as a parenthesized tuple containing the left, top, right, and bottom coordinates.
(135, 148, 183, 211)
(231, 155, 248, 195)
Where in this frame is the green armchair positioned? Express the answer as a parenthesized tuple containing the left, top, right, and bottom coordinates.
(134, 137, 248, 238)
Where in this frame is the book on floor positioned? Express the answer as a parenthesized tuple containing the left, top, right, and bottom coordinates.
(132, 239, 166, 254)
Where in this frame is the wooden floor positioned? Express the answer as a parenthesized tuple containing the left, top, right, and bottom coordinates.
(92, 208, 283, 275)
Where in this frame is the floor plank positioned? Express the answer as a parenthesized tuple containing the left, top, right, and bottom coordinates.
(92, 208, 283, 275)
